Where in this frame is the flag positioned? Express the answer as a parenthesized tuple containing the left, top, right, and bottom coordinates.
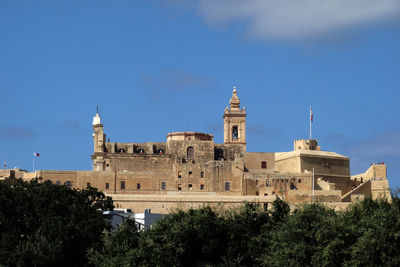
(33, 152, 40, 157)
(310, 107, 314, 122)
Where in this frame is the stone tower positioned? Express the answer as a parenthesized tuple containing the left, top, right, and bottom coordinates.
(92, 109, 106, 171)
(223, 86, 247, 147)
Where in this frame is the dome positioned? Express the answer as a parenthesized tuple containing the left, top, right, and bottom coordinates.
(92, 113, 101, 126)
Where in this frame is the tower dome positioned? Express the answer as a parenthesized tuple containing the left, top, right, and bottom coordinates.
(92, 107, 101, 126)
(229, 86, 240, 110)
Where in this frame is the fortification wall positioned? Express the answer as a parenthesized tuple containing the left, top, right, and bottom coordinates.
(300, 156, 350, 177)
(244, 152, 275, 171)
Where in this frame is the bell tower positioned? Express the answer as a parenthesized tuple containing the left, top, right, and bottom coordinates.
(223, 86, 247, 147)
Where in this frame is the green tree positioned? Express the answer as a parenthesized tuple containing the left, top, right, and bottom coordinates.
(343, 197, 400, 266)
(0, 178, 113, 267)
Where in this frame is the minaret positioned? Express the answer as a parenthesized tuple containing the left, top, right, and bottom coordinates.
(223, 86, 247, 147)
(92, 107, 106, 170)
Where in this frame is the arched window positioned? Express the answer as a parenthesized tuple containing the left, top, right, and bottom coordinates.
(187, 146, 194, 160)
(215, 148, 224, 160)
(232, 126, 238, 140)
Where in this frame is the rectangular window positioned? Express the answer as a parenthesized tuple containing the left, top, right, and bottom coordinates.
(200, 184, 204, 190)
(188, 171, 192, 177)
(178, 171, 182, 178)
(105, 182, 109, 189)
(161, 181, 166, 190)
(200, 171, 205, 178)
(120, 181, 125, 190)
(87, 182, 91, 188)
(137, 183, 141, 190)
(188, 184, 192, 190)
(298, 179, 302, 184)
(261, 161, 267, 169)
(56, 180, 61, 185)
(224, 182, 230, 191)
(263, 203, 268, 211)
(178, 184, 182, 191)
(256, 191, 259, 196)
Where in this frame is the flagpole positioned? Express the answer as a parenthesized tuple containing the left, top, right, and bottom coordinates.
(309, 106, 312, 140)
(33, 153, 35, 172)
(312, 167, 315, 203)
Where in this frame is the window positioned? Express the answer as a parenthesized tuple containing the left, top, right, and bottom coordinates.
(215, 148, 224, 160)
(87, 182, 91, 188)
(105, 182, 109, 189)
(188, 171, 192, 177)
(161, 182, 166, 190)
(106, 164, 109, 167)
(137, 183, 141, 190)
(187, 146, 194, 160)
(263, 203, 268, 211)
(261, 161, 267, 169)
(200, 184, 205, 190)
(225, 182, 230, 191)
(298, 179, 302, 184)
(56, 180, 61, 185)
(178, 184, 182, 191)
(188, 184, 192, 190)
(256, 191, 259, 196)
(200, 171, 205, 178)
(232, 126, 238, 140)
(256, 180, 259, 186)
(65, 181, 72, 188)
(178, 171, 182, 178)
(266, 179, 271, 187)
(120, 181, 125, 190)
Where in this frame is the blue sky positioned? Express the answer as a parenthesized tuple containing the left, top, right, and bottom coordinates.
(1, 0, 399, 188)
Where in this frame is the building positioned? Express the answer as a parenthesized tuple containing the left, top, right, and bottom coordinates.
(14, 87, 391, 213)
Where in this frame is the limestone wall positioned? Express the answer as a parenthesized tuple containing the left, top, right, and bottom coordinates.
(244, 152, 275, 171)
(351, 164, 387, 182)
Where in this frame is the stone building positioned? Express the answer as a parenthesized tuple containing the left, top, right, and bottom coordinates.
(16, 87, 391, 213)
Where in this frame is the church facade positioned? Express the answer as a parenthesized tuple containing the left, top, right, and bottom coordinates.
(14, 87, 391, 213)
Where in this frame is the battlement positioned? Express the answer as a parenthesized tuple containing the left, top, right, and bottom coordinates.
(294, 139, 320, 151)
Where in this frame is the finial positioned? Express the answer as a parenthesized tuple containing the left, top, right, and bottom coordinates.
(233, 85, 237, 93)
(96, 106, 99, 114)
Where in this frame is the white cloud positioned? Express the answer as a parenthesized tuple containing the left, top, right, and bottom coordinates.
(195, 0, 400, 40)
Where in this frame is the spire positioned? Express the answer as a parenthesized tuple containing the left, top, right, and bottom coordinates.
(229, 85, 240, 110)
(93, 107, 101, 126)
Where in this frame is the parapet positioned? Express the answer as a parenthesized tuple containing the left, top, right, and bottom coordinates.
(166, 132, 214, 141)
(294, 139, 320, 151)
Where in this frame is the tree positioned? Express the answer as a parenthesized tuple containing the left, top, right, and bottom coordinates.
(0, 178, 113, 266)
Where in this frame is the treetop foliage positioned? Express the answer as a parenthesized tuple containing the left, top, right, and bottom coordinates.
(2, 178, 400, 266)
(0, 178, 113, 267)
(91, 196, 400, 267)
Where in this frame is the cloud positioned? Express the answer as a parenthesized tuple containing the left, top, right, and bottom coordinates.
(347, 131, 400, 157)
(341, 130, 400, 176)
(61, 120, 80, 131)
(0, 125, 36, 139)
(140, 69, 215, 94)
(186, 0, 400, 41)
(247, 124, 282, 138)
